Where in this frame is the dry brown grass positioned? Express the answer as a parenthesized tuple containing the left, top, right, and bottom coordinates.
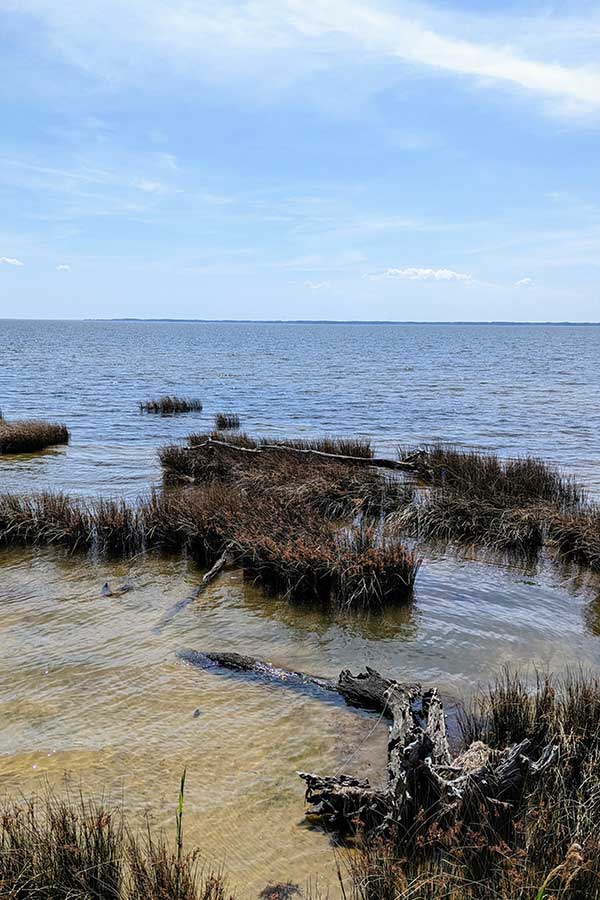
(0, 420, 69, 454)
(400, 443, 584, 508)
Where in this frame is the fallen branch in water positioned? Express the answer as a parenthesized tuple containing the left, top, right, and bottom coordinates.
(180, 651, 559, 839)
(152, 543, 233, 633)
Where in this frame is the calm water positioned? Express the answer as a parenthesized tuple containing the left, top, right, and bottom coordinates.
(1, 320, 600, 896)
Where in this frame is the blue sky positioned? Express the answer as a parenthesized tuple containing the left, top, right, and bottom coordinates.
(0, 1, 599, 321)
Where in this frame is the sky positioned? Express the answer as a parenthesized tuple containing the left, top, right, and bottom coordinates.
(0, 1, 599, 321)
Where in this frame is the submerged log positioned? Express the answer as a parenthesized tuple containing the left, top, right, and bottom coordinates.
(152, 544, 233, 634)
(180, 650, 558, 838)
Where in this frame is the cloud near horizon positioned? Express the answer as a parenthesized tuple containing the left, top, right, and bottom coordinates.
(370, 267, 473, 283)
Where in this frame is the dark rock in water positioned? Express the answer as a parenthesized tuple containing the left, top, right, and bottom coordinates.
(193, 708, 201, 718)
(101, 582, 133, 598)
(259, 884, 300, 900)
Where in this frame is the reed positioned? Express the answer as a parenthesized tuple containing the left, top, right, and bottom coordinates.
(401, 443, 584, 508)
(140, 396, 203, 415)
(214, 413, 240, 430)
(338, 670, 600, 900)
(0, 419, 69, 454)
(0, 792, 234, 900)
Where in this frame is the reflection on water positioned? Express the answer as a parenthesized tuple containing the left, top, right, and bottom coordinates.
(1, 546, 600, 896)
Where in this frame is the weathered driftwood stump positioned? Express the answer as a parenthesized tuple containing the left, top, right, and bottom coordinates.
(179, 651, 558, 837)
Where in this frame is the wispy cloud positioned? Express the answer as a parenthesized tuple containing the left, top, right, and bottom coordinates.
(56, 264, 71, 271)
(515, 277, 534, 287)
(369, 266, 473, 283)
(8, 1, 600, 116)
(0, 256, 24, 266)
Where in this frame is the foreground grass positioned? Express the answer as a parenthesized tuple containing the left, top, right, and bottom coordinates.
(0, 793, 232, 900)
(339, 670, 600, 900)
(0, 419, 69, 455)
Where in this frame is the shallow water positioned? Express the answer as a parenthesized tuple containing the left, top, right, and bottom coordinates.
(1, 545, 599, 895)
(2, 321, 600, 896)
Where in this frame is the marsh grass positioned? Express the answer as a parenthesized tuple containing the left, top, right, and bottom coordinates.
(0, 792, 233, 900)
(400, 443, 584, 508)
(338, 670, 600, 900)
(186, 433, 373, 458)
(0, 419, 69, 454)
(140, 397, 203, 415)
(214, 413, 240, 430)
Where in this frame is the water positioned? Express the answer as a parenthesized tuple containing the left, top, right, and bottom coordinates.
(1, 320, 600, 896)
(2, 320, 600, 496)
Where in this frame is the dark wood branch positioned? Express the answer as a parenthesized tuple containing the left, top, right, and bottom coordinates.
(152, 544, 233, 634)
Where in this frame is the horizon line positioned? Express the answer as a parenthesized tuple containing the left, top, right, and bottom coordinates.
(3, 318, 600, 326)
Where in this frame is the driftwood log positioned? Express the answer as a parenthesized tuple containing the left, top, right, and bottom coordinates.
(180, 651, 559, 837)
(181, 437, 428, 475)
(152, 544, 233, 633)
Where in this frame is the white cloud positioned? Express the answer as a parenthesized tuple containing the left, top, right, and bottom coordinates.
(304, 280, 331, 290)
(0, 256, 24, 266)
(56, 264, 71, 271)
(515, 277, 534, 287)
(370, 267, 473, 283)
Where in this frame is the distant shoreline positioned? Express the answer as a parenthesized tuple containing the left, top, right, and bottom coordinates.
(2, 318, 600, 326)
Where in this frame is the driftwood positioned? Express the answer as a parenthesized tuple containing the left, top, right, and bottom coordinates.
(180, 651, 559, 837)
(152, 544, 233, 634)
(182, 438, 425, 474)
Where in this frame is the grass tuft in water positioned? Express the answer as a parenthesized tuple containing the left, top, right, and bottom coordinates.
(140, 397, 203, 415)
(0, 419, 69, 454)
(214, 413, 241, 430)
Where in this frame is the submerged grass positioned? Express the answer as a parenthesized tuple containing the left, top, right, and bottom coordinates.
(140, 396, 203, 415)
(0, 420, 69, 454)
(0, 792, 233, 900)
(339, 670, 600, 900)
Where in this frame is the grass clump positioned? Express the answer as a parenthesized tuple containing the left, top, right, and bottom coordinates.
(140, 396, 203, 415)
(0, 419, 69, 454)
(547, 505, 600, 571)
(0, 792, 234, 900)
(401, 443, 584, 508)
(214, 413, 240, 430)
(340, 670, 600, 900)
